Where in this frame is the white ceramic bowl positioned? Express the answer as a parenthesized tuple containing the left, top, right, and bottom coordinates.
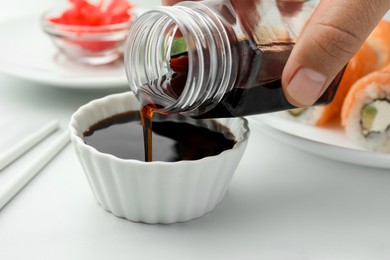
(69, 92, 250, 224)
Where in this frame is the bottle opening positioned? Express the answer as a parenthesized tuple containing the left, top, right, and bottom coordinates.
(124, 8, 191, 112)
(124, 4, 233, 115)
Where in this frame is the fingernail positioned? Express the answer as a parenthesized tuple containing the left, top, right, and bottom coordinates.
(286, 67, 327, 107)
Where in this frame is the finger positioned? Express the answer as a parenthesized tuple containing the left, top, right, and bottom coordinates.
(282, 0, 390, 107)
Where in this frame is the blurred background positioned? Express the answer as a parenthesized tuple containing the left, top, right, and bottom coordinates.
(0, 0, 160, 22)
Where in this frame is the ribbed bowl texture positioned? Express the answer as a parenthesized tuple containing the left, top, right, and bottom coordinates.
(69, 92, 250, 224)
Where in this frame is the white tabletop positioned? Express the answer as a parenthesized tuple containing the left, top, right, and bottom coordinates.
(1, 1, 390, 259)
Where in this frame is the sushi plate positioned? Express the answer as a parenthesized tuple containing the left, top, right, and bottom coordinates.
(0, 8, 147, 89)
(248, 114, 390, 169)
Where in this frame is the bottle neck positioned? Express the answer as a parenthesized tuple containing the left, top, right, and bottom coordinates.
(124, 2, 233, 114)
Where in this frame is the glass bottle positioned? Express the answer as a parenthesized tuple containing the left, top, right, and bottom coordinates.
(124, 0, 344, 118)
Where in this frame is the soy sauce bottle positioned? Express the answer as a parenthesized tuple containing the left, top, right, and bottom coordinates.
(124, 0, 344, 118)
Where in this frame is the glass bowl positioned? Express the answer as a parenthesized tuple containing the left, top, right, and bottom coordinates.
(69, 92, 250, 224)
(41, 8, 134, 65)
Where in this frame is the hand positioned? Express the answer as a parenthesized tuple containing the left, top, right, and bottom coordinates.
(281, 0, 390, 107)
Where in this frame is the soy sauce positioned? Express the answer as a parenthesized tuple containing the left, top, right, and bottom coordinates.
(149, 43, 342, 119)
(83, 111, 236, 162)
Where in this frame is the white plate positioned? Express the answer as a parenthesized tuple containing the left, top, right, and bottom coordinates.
(0, 8, 147, 89)
(248, 114, 390, 169)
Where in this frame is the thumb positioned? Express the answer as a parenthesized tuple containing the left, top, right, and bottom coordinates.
(282, 0, 390, 107)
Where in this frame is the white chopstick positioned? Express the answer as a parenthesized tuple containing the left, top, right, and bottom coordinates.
(0, 130, 70, 210)
(0, 120, 59, 171)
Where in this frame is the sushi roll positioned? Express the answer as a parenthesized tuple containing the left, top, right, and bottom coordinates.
(366, 20, 390, 69)
(341, 65, 390, 152)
